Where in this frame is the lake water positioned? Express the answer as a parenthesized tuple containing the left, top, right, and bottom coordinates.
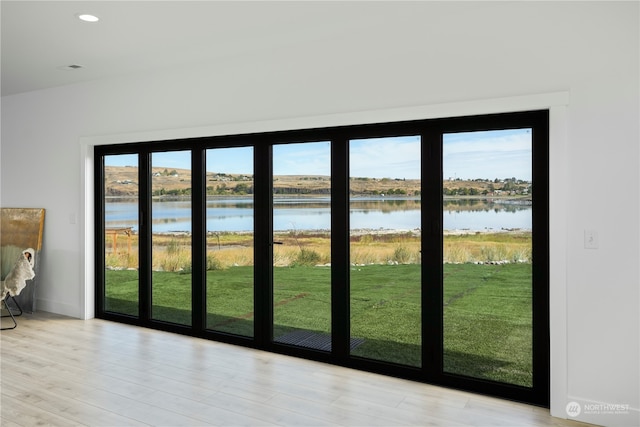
(105, 197, 532, 233)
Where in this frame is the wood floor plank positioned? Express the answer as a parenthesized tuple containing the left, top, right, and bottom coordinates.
(1, 312, 597, 427)
(2, 380, 148, 427)
(1, 394, 88, 427)
(0, 416, 24, 427)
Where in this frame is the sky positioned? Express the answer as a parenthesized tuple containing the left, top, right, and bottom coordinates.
(104, 128, 532, 181)
(349, 136, 421, 179)
(443, 128, 532, 181)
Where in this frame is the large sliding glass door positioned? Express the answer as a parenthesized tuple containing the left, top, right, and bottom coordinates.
(272, 142, 332, 350)
(103, 154, 139, 317)
(96, 110, 548, 406)
(349, 136, 422, 367)
(205, 147, 255, 337)
(442, 129, 534, 387)
(150, 151, 193, 326)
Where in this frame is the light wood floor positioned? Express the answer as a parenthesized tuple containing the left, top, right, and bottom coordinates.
(1, 312, 593, 427)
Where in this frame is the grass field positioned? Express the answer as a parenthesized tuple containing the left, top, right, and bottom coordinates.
(105, 262, 532, 387)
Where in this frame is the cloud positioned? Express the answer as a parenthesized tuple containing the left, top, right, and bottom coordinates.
(152, 151, 192, 170)
(350, 136, 421, 179)
(443, 129, 532, 180)
(273, 142, 331, 175)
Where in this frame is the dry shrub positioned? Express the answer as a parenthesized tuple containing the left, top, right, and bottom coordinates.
(393, 245, 412, 263)
(153, 239, 192, 272)
(206, 252, 223, 270)
(351, 248, 379, 265)
(293, 249, 322, 266)
(213, 247, 253, 267)
(444, 244, 473, 264)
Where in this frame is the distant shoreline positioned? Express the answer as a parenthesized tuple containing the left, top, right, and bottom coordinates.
(106, 194, 530, 202)
(142, 228, 532, 237)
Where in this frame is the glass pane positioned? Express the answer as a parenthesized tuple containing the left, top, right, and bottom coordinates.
(104, 154, 139, 316)
(151, 151, 192, 326)
(442, 129, 533, 387)
(349, 136, 421, 367)
(272, 142, 332, 351)
(205, 147, 254, 337)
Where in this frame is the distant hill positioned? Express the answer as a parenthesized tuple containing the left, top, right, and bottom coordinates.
(104, 166, 530, 197)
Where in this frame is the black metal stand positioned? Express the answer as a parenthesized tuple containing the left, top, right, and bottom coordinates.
(1, 293, 23, 330)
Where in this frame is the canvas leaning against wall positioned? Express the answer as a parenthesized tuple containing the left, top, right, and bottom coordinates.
(1, 208, 45, 312)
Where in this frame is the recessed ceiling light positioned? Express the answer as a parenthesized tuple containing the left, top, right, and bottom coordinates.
(58, 64, 84, 71)
(77, 13, 99, 22)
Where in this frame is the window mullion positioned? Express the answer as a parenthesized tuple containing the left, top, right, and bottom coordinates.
(422, 129, 443, 380)
(191, 146, 206, 333)
(331, 137, 350, 360)
(138, 149, 152, 324)
(254, 142, 273, 347)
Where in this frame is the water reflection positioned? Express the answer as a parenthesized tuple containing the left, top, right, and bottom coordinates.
(444, 198, 532, 213)
(105, 197, 532, 232)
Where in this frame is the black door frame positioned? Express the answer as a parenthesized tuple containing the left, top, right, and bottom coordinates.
(95, 110, 549, 406)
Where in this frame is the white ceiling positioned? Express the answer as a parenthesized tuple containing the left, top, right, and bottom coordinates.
(1, 1, 387, 96)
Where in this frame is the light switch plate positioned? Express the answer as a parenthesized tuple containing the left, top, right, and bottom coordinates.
(584, 229, 598, 249)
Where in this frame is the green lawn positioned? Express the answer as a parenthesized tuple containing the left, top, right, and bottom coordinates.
(105, 262, 532, 387)
(443, 263, 532, 387)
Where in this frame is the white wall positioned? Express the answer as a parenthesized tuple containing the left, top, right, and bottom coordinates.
(1, 2, 638, 425)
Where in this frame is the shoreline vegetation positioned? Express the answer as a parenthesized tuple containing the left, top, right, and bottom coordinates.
(105, 166, 533, 271)
(105, 228, 532, 272)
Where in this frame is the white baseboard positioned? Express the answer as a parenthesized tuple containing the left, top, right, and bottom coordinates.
(36, 298, 81, 319)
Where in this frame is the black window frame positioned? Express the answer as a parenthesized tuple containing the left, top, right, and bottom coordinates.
(95, 110, 549, 406)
